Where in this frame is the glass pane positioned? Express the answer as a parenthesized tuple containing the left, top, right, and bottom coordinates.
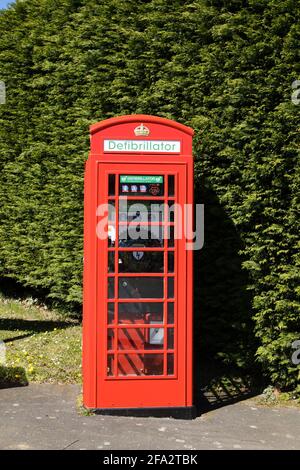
(167, 303, 174, 324)
(107, 354, 114, 376)
(117, 354, 164, 376)
(108, 252, 114, 272)
(167, 226, 174, 247)
(144, 354, 164, 375)
(108, 174, 115, 195)
(167, 277, 174, 298)
(119, 175, 164, 197)
(118, 277, 164, 298)
(167, 353, 174, 375)
(108, 224, 116, 247)
(118, 327, 148, 350)
(108, 201, 115, 221)
(118, 302, 163, 323)
(167, 328, 174, 349)
(167, 202, 175, 222)
(168, 252, 174, 273)
(119, 200, 164, 223)
(168, 175, 175, 196)
(118, 251, 164, 273)
(119, 225, 164, 247)
(108, 277, 114, 298)
(107, 302, 115, 324)
(117, 353, 145, 376)
(107, 329, 114, 350)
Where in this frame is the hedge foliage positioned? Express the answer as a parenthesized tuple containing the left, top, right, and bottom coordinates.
(0, 0, 299, 392)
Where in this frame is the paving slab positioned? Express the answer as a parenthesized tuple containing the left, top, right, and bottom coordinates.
(0, 384, 299, 450)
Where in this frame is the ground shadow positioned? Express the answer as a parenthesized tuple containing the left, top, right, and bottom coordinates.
(193, 184, 263, 415)
(0, 318, 76, 344)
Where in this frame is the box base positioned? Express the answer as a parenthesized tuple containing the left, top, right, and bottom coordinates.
(89, 405, 197, 420)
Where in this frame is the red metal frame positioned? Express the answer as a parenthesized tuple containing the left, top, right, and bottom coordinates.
(83, 115, 194, 411)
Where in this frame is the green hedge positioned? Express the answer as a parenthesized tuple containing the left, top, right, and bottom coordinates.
(0, 0, 299, 392)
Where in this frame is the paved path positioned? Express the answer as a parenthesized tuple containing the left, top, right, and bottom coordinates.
(0, 384, 299, 450)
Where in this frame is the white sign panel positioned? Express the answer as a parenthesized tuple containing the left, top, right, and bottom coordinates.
(104, 139, 181, 153)
(149, 322, 164, 345)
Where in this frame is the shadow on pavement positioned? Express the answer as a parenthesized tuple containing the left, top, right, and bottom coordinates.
(193, 183, 263, 416)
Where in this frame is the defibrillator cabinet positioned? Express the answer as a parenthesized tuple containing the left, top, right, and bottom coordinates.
(83, 115, 194, 418)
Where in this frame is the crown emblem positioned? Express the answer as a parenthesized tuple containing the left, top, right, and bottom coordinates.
(134, 123, 150, 136)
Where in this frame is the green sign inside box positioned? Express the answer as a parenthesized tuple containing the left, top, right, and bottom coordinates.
(120, 175, 163, 184)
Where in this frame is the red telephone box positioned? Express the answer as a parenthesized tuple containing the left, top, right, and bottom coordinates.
(83, 115, 194, 418)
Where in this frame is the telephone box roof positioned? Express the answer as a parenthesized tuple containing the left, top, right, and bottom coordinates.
(90, 114, 194, 136)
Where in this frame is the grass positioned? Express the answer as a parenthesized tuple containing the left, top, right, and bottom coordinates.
(76, 393, 94, 416)
(254, 385, 300, 408)
(0, 364, 28, 387)
(0, 293, 82, 384)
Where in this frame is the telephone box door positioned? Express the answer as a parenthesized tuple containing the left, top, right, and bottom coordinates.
(97, 163, 188, 408)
